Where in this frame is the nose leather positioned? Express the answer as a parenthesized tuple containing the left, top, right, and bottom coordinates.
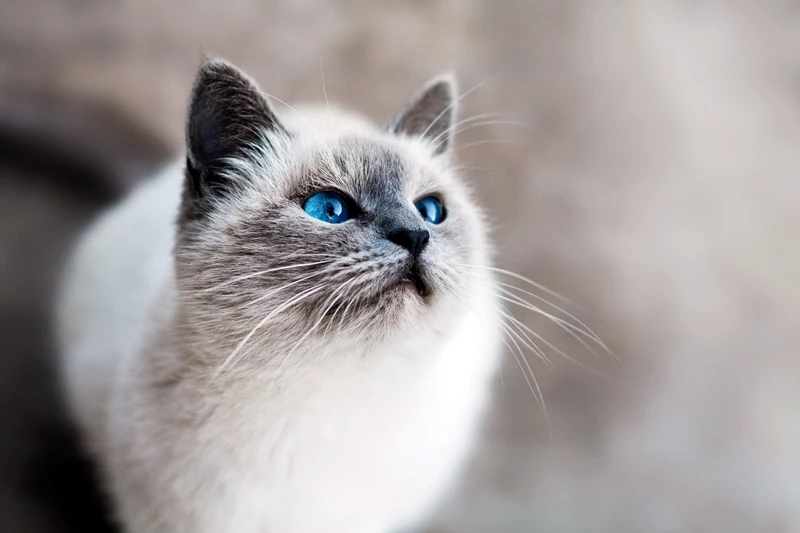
(387, 228, 430, 258)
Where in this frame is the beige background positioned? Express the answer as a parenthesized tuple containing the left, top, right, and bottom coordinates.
(1, 1, 799, 531)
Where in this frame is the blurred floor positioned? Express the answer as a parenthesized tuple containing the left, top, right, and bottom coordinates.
(1, 1, 800, 532)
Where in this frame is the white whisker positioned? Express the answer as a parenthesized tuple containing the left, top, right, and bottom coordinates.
(433, 115, 527, 150)
(430, 112, 502, 146)
(322, 276, 362, 338)
(498, 310, 552, 439)
(453, 262, 576, 307)
(455, 138, 518, 152)
(320, 57, 332, 120)
(420, 76, 497, 140)
(451, 266, 614, 381)
(201, 258, 337, 293)
(239, 263, 350, 311)
(216, 284, 328, 378)
(496, 306, 557, 370)
(497, 288, 600, 356)
(334, 284, 358, 336)
(496, 283, 601, 342)
(278, 278, 355, 365)
(256, 90, 313, 127)
(497, 297, 612, 379)
(496, 285, 618, 363)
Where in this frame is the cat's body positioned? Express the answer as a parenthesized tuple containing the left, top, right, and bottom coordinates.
(57, 60, 502, 532)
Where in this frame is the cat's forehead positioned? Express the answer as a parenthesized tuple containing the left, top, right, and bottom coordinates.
(290, 135, 442, 202)
(328, 137, 407, 196)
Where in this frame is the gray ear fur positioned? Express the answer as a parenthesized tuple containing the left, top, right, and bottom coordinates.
(185, 58, 286, 206)
(388, 75, 457, 155)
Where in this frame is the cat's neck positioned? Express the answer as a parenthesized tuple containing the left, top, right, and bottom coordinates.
(162, 303, 444, 394)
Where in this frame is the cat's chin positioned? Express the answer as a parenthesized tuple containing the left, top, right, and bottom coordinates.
(358, 277, 432, 314)
(383, 263, 437, 306)
(301, 265, 443, 343)
(392, 272, 428, 298)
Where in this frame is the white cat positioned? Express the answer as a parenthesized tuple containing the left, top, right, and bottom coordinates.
(56, 58, 502, 532)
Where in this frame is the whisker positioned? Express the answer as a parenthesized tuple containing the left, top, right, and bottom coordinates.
(498, 310, 551, 437)
(497, 288, 600, 356)
(451, 165, 499, 172)
(433, 115, 527, 150)
(334, 284, 358, 336)
(253, 269, 370, 376)
(419, 76, 498, 140)
(200, 258, 337, 293)
(455, 138, 518, 152)
(451, 267, 614, 381)
(322, 276, 362, 338)
(320, 56, 331, 120)
(239, 263, 350, 311)
(497, 296, 612, 379)
(496, 284, 618, 363)
(496, 306, 557, 370)
(453, 262, 576, 307)
(446, 112, 503, 130)
(256, 89, 313, 127)
(216, 284, 328, 378)
(446, 269, 556, 371)
(216, 262, 355, 371)
(430, 112, 502, 146)
(278, 278, 355, 365)
(452, 119, 526, 137)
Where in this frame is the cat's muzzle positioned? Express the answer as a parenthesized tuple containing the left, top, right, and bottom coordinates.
(397, 260, 429, 298)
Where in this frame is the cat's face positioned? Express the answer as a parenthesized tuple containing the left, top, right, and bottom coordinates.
(176, 59, 488, 360)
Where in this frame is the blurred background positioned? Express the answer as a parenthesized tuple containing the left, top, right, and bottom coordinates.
(1, 1, 800, 532)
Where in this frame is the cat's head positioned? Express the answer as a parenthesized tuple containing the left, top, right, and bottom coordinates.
(175, 59, 490, 360)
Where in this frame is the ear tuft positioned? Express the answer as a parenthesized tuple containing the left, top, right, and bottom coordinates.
(388, 75, 457, 155)
(185, 58, 285, 205)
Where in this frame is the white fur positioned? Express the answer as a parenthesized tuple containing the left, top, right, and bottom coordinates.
(57, 105, 502, 532)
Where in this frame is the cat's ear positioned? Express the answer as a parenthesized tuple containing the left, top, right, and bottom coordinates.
(185, 58, 286, 204)
(388, 75, 457, 156)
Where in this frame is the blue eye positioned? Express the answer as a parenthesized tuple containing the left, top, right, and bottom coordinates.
(415, 196, 446, 224)
(303, 191, 352, 224)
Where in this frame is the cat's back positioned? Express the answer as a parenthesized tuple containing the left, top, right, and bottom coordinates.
(57, 161, 182, 453)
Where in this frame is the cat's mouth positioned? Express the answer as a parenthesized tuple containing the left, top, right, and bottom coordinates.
(395, 265, 429, 298)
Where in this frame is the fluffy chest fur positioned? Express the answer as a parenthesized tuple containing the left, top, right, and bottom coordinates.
(98, 260, 499, 532)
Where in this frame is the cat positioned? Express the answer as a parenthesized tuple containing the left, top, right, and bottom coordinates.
(56, 58, 503, 533)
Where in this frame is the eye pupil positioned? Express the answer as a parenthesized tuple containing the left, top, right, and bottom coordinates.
(303, 191, 351, 224)
(414, 196, 445, 225)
